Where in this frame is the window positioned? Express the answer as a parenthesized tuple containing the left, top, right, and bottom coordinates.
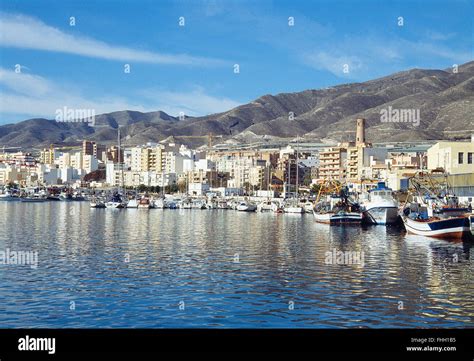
(468, 152, 473, 164)
(458, 152, 464, 164)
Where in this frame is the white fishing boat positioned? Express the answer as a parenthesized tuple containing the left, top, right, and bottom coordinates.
(236, 201, 257, 212)
(361, 182, 399, 225)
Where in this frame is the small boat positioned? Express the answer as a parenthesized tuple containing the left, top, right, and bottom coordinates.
(257, 200, 274, 212)
(179, 199, 193, 209)
(138, 197, 151, 209)
(236, 201, 257, 212)
(106, 193, 126, 209)
(21, 193, 48, 202)
(0, 190, 18, 201)
(191, 199, 207, 209)
(90, 196, 106, 208)
(153, 198, 165, 209)
(361, 182, 399, 225)
(127, 198, 139, 208)
(303, 200, 314, 213)
(283, 200, 305, 214)
(47, 195, 61, 201)
(217, 200, 229, 209)
(59, 192, 73, 201)
(71, 192, 86, 201)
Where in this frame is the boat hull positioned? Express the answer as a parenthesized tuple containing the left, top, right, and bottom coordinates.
(313, 211, 363, 225)
(402, 216, 470, 239)
(284, 206, 305, 214)
(364, 206, 399, 225)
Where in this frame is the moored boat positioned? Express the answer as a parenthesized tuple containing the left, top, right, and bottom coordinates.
(106, 193, 126, 208)
(236, 201, 257, 212)
(402, 214, 470, 240)
(361, 182, 399, 225)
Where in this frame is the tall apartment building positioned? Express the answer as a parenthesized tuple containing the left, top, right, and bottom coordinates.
(39, 148, 56, 165)
(318, 147, 347, 181)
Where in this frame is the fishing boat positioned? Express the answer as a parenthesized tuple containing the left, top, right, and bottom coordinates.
(313, 182, 364, 225)
(402, 213, 470, 239)
(236, 201, 257, 212)
(313, 209, 363, 224)
(361, 182, 399, 225)
(401, 171, 473, 240)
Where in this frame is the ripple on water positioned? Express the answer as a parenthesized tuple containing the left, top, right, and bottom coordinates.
(0, 202, 473, 328)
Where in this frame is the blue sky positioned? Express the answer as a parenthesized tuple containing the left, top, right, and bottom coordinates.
(0, 0, 472, 124)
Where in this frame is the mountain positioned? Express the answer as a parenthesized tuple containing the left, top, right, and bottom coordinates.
(1, 61, 473, 149)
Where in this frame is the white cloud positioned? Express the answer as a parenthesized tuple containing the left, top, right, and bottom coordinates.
(0, 69, 241, 121)
(0, 68, 152, 118)
(303, 52, 364, 77)
(140, 86, 242, 116)
(0, 13, 227, 67)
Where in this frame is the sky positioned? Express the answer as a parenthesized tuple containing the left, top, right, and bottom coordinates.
(0, 0, 472, 124)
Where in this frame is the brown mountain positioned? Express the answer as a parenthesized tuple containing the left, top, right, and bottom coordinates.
(1, 61, 473, 149)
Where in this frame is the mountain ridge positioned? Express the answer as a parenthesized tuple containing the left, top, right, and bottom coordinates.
(1, 61, 473, 148)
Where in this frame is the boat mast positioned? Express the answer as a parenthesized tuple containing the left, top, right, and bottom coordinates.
(296, 135, 299, 198)
(118, 127, 124, 193)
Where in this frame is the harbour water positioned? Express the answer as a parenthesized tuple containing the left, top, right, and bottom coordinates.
(0, 201, 473, 328)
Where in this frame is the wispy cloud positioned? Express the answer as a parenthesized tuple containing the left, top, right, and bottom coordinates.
(0, 13, 227, 67)
(0, 68, 241, 121)
(0, 68, 152, 119)
(302, 35, 473, 78)
(140, 86, 242, 116)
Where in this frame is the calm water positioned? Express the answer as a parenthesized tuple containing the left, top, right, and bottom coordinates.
(0, 201, 473, 328)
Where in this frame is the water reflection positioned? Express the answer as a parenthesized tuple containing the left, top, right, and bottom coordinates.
(0, 202, 473, 328)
